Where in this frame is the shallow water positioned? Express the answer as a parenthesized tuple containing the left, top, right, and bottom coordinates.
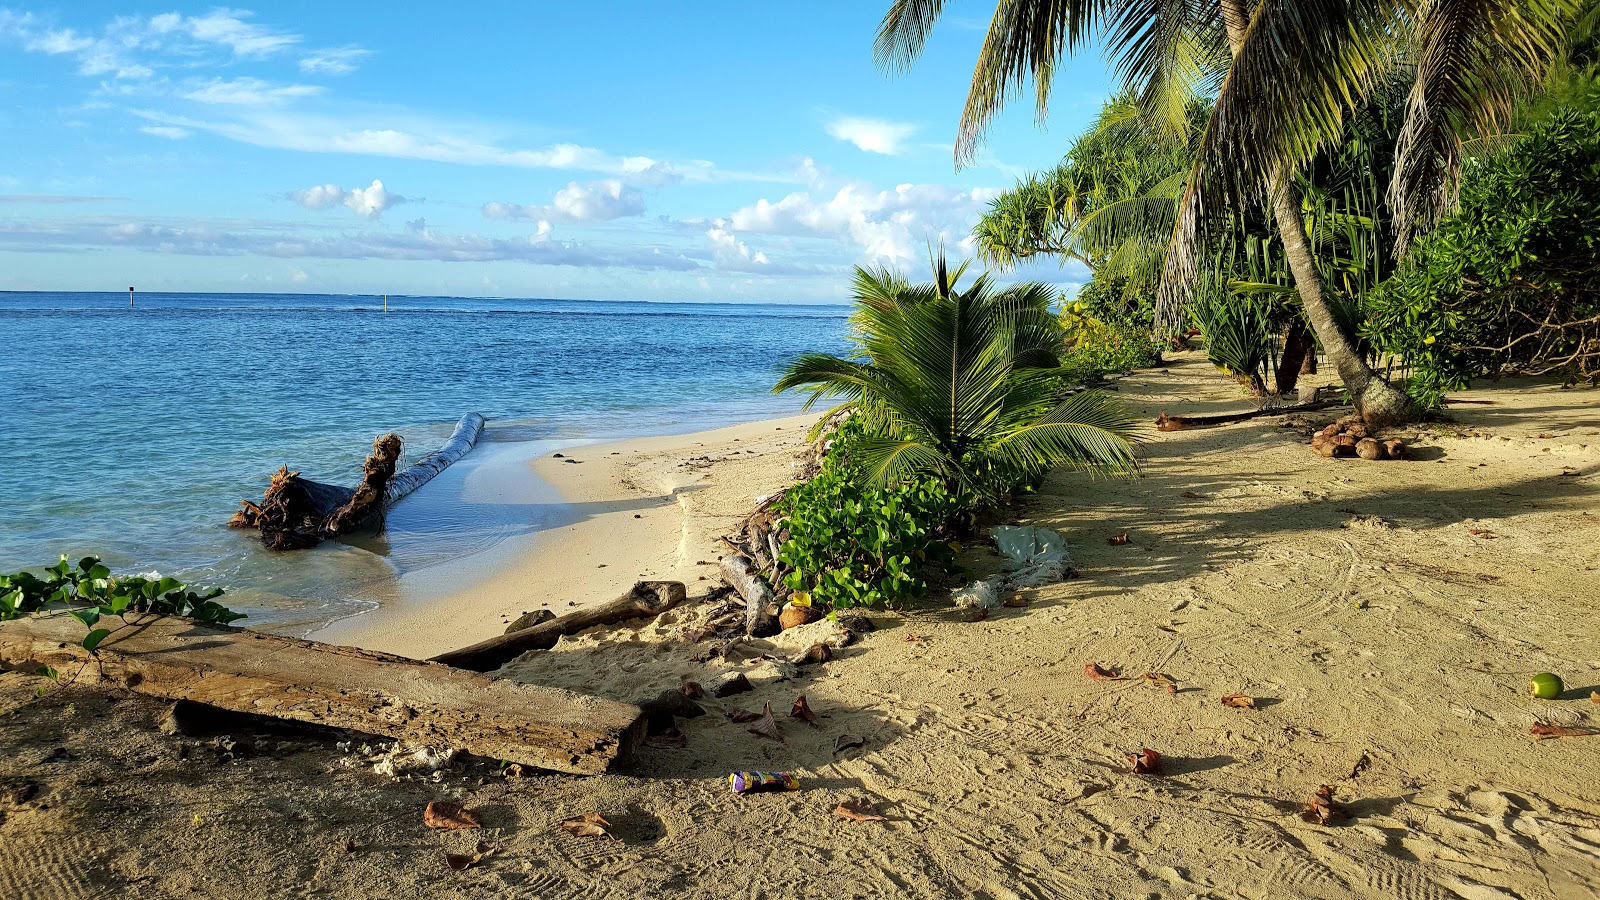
(0, 291, 848, 629)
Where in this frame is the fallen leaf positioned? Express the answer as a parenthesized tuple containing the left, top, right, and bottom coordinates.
(423, 801, 481, 831)
(1530, 723, 1600, 739)
(747, 701, 784, 742)
(1108, 532, 1130, 545)
(834, 796, 886, 823)
(789, 695, 818, 724)
(444, 852, 482, 871)
(832, 734, 865, 754)
(1141, 672, 1178, 693)
(1466, 528, 1497, 539)
(794, 643, 833, 665)
(1179, 491, 1202, 499)
(1085, 663, 1123, 681)
(1002, 592, 1030, 608)
(1591, 691, 1599, 704)
(557, 813, 613, 839)
(503, 763, 527, 778)
(904, 634, 925, 644)
(644, 729, 688, 749)
(679, 681, 705, 699)
(1220, 694, 1256, 709)
(723, 706, 761, 723)
(1128, 748, 1162, 774)
(1301, 785, 1339, 824)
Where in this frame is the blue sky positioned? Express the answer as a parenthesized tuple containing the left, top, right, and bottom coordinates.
(0, 3, 1113, 302)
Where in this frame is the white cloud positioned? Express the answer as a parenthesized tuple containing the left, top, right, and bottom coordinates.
(300, 46, 370, 75)
(483, 180, 645, 223)
(0, 214, 705, 271)
(3, 10, 313, 82)
(824, 116, 920, 155)
(706, 227, 768, 267)
(717, 181, 1001, 265)
(163, 10, 299, 58)
(139, 125, 192, 140)
(289, 179, 406, 219)
(185, 77, 323, 106)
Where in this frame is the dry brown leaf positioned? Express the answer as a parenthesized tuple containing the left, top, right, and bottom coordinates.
(1128, 748, 1162, 774)
(747, 701, 784, 742)
(644, 729, 688, 749)
(502, 763, 527, 778)
(1591, 691, 1599, 704)
(1466, 528, 1497, 539)
(1220, 694, 1256, 709)
(1141, 672, 1178, 693)
(1085, 663, 1123, 681)
(444, 852, 482, 871)
(1179, 491, 1201, 499)
(679, 681, 705, 699)
(1301, 785, 1339, 824)
(832, 734, 865, 754)
(904, 634, 925, 643)
(557, 813, 613, 839)
(834, 796, 886, 823)
(1530, 723, 1600, 739)
(1108, 532, 1130, 545)
(1002, 592, 1031, 608)
(423, 801, 481, 831)
(723, 706, 761, 723)
(789, 695, 818, 724)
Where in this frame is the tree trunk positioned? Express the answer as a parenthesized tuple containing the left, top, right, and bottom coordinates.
(1276, 318, 1314, 396)
(430, 581, 686, 672)
(720, 554, 780, 638)
(1218, 0, 1418, 427)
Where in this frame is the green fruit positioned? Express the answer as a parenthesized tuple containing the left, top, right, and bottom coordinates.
(1529, 672, 1564, 699)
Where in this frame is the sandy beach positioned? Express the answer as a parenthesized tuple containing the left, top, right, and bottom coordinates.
(3, 357, 1598, 899)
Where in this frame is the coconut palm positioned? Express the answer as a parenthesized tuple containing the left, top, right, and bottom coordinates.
(875, 0, 1578, 425)
(774, 258, 1139, 504)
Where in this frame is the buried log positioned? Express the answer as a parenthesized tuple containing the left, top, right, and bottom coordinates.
(1155, 400, 1344, 432)
(230, 413, 485, 550)
(431, 581, 686, 672)
(0, 613, 644, 774)
(721, 553, 780, 638)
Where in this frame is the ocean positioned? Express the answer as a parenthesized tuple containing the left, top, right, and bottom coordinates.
(0, 291, 849, 631)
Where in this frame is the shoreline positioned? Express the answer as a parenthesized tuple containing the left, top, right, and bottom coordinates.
(309, 413, 816, 658)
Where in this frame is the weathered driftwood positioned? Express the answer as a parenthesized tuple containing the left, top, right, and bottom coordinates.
(430, 581, 687, 672)
(383, 413, 485, 505)
(720, 554, 779, 638)
(0, 613, 643, 774)
(1155, 400, 1344, 432)
(230, 413, 485, 550)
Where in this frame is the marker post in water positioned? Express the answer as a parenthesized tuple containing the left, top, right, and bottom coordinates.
(383, 294, 388, 312)
(129, 286, 135, 308)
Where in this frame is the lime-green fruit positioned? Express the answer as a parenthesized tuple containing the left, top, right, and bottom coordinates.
(1529, 672, 1564, 699)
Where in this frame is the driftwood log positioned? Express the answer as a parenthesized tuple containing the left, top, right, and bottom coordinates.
(720, 554, 780, 638)
(1155, 400, 1344, 432)
(230, 413, 485, 550)
(431, 581, 686, 672)
(0, 613, 643, 774)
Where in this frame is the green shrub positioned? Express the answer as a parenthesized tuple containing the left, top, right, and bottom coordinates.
(1, 555, 242, 651)
(773, 423, 962, 610)
(1363, 109, 1600, 408)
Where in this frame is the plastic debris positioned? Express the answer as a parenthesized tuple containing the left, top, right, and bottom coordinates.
(729, 771, 799, 793)
(990, 525, 1071, 587)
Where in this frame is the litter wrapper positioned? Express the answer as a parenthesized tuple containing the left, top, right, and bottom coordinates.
(729, 771, 799, 794)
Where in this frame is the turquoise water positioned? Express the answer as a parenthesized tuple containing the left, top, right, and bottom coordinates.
(0, 292, 848, 629)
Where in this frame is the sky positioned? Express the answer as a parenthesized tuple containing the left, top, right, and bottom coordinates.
(0, 3, 1114, 303)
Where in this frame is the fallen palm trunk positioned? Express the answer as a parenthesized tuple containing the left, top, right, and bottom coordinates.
(382, 413, 485, 504)
(0, 613, 643, 774)
(720, 554, 780, 638)
(230, 413, 485, 550)
(430, 581, 686, 672)
(1154, 400, 1344, 432)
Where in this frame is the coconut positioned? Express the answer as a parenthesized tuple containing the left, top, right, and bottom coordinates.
(1384, 438, 1406, 460)
(1346, 423, 1370, 440)
(1355, 437, 1383, 460)
(779, 602, 819, 631)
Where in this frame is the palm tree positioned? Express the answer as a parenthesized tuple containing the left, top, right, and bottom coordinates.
(774, 257, 1139, 505)
(875, 0, 1577, 425)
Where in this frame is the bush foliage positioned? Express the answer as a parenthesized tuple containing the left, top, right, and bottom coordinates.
(1364, 109, 1600, 408)
(1, 555, 242, 652)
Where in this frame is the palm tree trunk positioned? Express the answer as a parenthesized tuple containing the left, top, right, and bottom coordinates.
(1276, 318, 1313, 396)
(1219, 0, 1418, 427)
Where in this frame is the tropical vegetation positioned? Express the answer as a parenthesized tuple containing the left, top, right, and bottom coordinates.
(876, 0, 1584, 425)
(1, 555, 242, 652)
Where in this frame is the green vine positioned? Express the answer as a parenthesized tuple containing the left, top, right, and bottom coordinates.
(1, 555, 244, 652)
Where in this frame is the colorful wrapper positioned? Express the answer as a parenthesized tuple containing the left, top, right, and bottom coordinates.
(729, 771, 799, 793)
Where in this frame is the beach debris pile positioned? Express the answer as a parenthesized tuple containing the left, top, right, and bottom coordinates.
(1310, 417, 1406, 460)
(951, 526, 1074, 620)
